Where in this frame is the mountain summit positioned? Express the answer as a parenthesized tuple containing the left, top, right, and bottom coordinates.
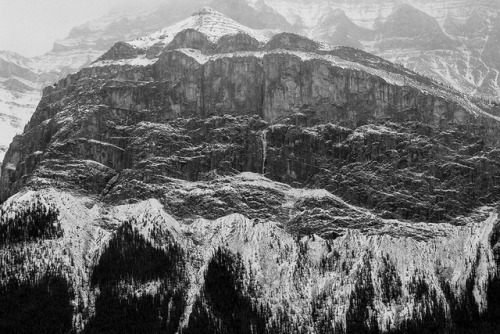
(126, 7, 270, 51)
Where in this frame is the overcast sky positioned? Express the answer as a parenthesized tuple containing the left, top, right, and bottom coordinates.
(0, 0, 165, 57)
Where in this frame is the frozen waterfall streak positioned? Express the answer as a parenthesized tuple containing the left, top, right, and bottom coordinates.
(261, 129, 268, 175)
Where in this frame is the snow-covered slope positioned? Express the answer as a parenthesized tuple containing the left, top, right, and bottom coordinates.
(1, 173, 499, 332)
(0, 51, 43, 164)
(259, 0, 498, 31)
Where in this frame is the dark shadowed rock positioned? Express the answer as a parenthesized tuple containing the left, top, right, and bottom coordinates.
(316, 9, 373, 49)
(96, 42, 145, 62)
(376, 4, 457, 51)
(166, 29, 215, 52)
(264, 32, 320, 52)
(215, 33, 261, 53)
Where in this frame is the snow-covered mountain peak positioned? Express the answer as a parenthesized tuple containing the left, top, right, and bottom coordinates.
(195, 6, 223, 16)
(128, 7, 270, 50)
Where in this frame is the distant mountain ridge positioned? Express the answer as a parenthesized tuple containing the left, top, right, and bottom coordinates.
(257, 0, 500, 100)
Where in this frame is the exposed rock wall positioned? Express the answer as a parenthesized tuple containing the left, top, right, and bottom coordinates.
(2, 32, 499, 203)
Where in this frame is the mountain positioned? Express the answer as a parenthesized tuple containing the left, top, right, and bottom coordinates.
(0, 51, 43, 164)
(1, 0, 499, 169)
(312, 8, 373, 49)
(0, 3, 205, 164)
(1, 8, 500, 333)
(374, 3, 457, 51)
(0, 0, 280, 167)
(253, 0, 500, 101)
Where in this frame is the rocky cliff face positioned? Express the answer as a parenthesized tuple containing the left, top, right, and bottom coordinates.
(3, 10, 499, 201)
(2, 0, 499, 170)
(255, 0, 500, 102)
(1, 8, 500, 334)
(41, 0, 500, 104)
(0, 0, 278, 167)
